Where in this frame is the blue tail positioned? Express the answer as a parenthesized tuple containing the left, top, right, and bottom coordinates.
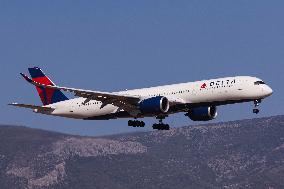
(26, 67, 68, 105)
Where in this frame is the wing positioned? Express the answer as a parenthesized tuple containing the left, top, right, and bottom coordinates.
(8, 103, 54, 112)
(20, 73, 141, 113)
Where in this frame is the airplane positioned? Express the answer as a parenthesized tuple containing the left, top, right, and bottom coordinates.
(9, 67, 273, 130)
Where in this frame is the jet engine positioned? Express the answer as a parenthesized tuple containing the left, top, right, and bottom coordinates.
(186, 106, 217, 121)
(139, 96, 169, 114)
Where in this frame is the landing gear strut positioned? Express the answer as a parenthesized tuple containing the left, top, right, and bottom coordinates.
(253, 99, 261, 114)
(128, 120, 145, 127)
(152, 116, 170, 130)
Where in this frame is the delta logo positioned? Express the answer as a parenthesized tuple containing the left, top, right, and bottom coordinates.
(201, 83, 207, 89)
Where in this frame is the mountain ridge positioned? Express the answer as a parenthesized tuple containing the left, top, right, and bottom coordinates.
(0, 115, 283, 189)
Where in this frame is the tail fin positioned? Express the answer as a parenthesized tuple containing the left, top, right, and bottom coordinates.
(25, 67, 68, 105)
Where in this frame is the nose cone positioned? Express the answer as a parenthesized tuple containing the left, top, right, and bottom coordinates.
(264, 85, 273, 97)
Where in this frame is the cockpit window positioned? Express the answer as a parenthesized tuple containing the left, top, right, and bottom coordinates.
(254, 81, 265, 85)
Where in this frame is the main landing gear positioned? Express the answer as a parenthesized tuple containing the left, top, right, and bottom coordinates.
(128, 120, 145, 127)
(253, 99, 261, 114)
(152, 116, 170, 130)
(128, 116, 170, 130)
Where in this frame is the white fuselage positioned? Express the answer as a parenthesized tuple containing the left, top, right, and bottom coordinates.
(43, 76, 273, 120)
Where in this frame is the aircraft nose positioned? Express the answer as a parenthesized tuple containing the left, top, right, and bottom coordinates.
(264, 85, 273, 97)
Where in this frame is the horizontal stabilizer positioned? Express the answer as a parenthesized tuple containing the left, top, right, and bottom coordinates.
(8, 103, 54, 112)
(20, 73, 33, 83)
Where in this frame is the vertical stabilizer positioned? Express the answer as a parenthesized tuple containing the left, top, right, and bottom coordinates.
(27, 67, 68, 105)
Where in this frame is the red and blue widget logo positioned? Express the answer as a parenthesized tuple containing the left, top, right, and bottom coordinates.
(200, 83, 207, 89)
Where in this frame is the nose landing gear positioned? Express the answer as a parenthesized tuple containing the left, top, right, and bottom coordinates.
(253, 99, 261, 114)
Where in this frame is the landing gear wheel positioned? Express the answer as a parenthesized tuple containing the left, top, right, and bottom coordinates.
(152, 123, 158, 130)
(128, 120, 133, 126)
(140, 121, 145, 127)
(253, 109, 260, 114)
(163, 124, 170, 130)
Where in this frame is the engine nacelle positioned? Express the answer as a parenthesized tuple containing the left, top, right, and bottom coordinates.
(186, 106, 217, 121)
(139, 96, 169, 114)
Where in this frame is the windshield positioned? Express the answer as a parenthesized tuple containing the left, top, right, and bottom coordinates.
(254, 81, 265, 85)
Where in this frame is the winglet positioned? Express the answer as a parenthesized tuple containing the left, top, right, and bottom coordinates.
(20, 72, 33, 83)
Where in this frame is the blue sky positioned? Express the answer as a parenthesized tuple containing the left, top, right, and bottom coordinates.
(1, 1, 283, 136)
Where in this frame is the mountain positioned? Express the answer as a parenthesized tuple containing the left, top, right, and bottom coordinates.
(0, 115, 283, 189)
